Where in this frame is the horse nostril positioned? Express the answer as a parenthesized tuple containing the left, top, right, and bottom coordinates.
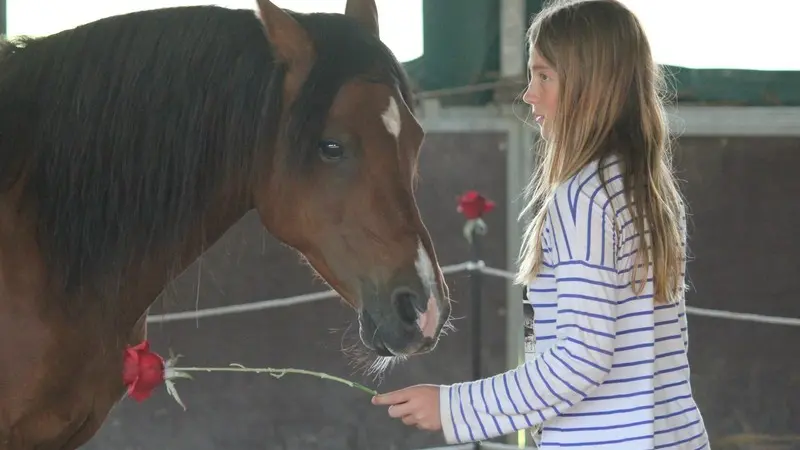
(391, 289, 419, 326)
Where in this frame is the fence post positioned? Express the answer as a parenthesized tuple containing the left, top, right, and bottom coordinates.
(457, 190, 496, 450)
(469, 220, 483, 383)
(0, 0, 6, 37)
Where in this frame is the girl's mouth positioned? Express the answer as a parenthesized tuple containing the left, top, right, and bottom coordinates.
(534, 115, 545, 124)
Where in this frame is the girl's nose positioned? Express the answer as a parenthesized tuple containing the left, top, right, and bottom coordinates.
(522, 86, 537, 105)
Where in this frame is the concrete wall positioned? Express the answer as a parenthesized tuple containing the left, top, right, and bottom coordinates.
(83, 108, 800, 450)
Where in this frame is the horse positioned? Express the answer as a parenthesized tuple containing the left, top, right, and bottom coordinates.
(0, 0, 451, 448)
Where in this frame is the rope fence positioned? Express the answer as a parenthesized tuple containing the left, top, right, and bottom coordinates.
(143, 190, 798, 450)
(146, 259, 800, 327)
(145, 256, 798, 449)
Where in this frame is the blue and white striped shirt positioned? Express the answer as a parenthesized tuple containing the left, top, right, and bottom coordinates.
(439, 157, 709, 449)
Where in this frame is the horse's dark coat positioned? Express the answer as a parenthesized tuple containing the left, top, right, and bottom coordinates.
(0, 6, 412, 301)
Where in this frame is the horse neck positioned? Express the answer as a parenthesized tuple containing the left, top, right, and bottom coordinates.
(0, 173, 255, 352)
(111, 196, 252, 333)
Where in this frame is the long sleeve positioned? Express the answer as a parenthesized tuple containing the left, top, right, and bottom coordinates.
(439, 193, 622, 444)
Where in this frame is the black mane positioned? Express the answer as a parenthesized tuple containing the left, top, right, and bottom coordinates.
(0, 6, 413, 300)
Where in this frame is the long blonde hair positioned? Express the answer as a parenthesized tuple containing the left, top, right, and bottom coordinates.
(515, 0, 687, 304)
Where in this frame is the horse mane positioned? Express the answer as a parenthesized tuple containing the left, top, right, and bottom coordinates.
(0, 6, 413, 302)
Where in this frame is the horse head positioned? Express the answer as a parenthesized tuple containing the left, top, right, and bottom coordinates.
(251, 0, 450, 358)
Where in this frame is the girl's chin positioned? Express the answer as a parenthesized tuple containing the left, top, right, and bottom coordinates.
(538, 123, 550, 141)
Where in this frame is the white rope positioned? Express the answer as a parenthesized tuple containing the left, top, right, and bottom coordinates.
(680, 306, 800, 326)
(147, 290, 339, 323)
(147, 260, 800, 327)
(466, 264, 800, 327)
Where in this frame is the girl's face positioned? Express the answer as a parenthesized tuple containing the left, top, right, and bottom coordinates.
(522, 49, 559, 141)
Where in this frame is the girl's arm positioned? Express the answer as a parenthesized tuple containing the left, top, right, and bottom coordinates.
(439, 198, 621, 444)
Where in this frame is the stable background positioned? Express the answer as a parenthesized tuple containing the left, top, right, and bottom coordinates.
(1, 1, 798, 449)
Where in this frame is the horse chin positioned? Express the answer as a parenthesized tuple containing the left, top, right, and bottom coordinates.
(344, 316, 453, 380)
(355, 309, 447, 356)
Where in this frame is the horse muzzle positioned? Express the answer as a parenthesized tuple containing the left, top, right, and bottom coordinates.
(358, 283, 447, 357)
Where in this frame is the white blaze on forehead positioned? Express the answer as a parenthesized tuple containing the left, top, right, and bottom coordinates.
(381, 96, 402, 139)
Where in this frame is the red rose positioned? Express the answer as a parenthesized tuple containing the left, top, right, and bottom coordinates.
(123, 340, 165, 401)
(457, 190, 495, 220)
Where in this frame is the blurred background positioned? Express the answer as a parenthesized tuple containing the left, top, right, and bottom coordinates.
(2, 1, 798, 449)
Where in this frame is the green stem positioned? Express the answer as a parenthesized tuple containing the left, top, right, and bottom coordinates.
(172, 365, 378, 396)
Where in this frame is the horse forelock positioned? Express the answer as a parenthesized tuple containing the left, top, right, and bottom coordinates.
(281, 12, 415, 177)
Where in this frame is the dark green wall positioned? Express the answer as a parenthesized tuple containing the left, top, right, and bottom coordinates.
(404, 0, 799, 106)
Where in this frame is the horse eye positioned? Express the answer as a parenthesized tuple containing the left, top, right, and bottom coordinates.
(318, 140, 345, 162)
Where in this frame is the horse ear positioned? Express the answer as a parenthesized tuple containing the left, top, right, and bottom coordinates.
(255, 0, 314, 71)
(345, 0, 380, 37)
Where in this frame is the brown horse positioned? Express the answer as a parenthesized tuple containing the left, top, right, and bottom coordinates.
(0, 0, 450, 448)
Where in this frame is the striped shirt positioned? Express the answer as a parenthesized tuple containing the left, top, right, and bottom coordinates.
(439, 157, 709, 449)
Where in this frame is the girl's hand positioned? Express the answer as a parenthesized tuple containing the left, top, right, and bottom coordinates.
(372, 384, 442, 431)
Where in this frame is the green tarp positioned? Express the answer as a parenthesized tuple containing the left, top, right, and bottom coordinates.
(404, 0, 800, 106)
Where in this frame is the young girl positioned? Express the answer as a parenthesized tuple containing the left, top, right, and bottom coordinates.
(372, 0, 710, 448)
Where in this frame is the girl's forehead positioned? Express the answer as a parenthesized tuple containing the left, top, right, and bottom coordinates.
(529, 52, 554, 71)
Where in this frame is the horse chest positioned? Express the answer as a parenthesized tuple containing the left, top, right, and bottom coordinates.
(0, 310, 143, 450)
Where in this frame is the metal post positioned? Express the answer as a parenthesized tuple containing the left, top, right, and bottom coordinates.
(469, 230, 483, 450)
(499, 0, 529, 376)
(505, 120, 535, 448)
(500, 0, 532, 446)
(470, 231, 483, 383)
(500, 0, 526, 79)
(0, 0, 7, 37)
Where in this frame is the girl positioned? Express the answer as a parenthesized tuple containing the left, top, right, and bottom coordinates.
(372, 0, 710, 448)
